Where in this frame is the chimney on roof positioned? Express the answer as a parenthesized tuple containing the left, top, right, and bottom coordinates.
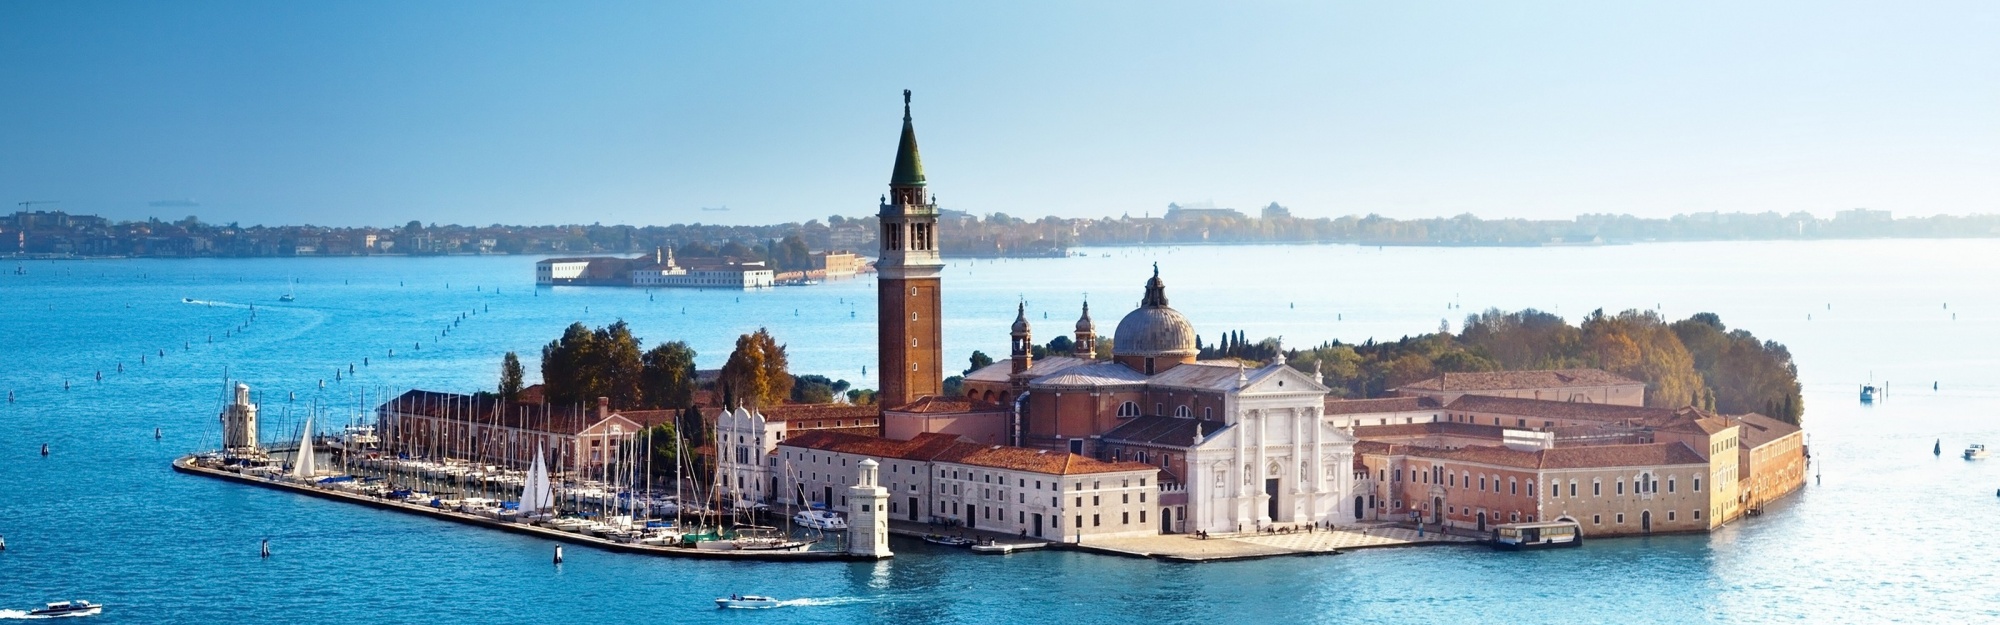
(597, 396, 609, 420)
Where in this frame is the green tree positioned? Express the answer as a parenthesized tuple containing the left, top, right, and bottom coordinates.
(641, 341, 698, 409)
(499, 351, 525, 403)
(541, 322, 598, 405)
(965, 350, 994, 375)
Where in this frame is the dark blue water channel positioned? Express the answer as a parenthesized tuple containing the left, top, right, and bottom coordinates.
(3, 241, 1997, 623)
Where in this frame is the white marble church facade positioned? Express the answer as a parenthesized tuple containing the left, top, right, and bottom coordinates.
(1181, 362, 1359, 533)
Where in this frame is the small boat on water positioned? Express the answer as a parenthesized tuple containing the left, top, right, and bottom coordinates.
(715, 595, 781, 609)
(793, 509, 847, 530)
(29, 600, 104, 617)
(923, 534, 975, 547)
(970, 541, 1017, 555)
(1487, 520, 1583, 550)
(1966, 444, 1990, 461)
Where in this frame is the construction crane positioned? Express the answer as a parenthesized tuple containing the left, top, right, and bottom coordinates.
(15, 200, 59, 211)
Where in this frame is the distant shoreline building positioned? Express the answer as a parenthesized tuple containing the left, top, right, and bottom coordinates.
(535, 249, 777, 289)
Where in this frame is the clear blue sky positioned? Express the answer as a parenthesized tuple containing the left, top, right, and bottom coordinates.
(3, 1, 1995, 227)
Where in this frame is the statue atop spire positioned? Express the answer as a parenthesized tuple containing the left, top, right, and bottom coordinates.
(1142, 263, 1169, 307)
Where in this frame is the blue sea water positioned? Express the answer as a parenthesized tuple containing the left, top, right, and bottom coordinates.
(2, 240, 1998, 624)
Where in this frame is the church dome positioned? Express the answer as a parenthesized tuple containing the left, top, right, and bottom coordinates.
(1112, 267, 1197, 358)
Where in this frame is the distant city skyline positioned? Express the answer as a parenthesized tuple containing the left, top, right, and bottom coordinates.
(4, 1, 1996, 227)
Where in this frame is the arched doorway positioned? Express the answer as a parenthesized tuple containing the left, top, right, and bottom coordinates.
(1162, 507, 1174, 533)
(1354, 496, 1365, 520)
(1642, 510, 1652, 533)
(1431, 497, 1443, 524)
(1476, 511, 1487, 532)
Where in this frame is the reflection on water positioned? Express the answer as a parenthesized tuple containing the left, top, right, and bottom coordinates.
(1, 240, 1998, 623)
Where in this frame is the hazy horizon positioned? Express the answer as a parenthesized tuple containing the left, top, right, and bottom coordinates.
(4, 1, 1996, 227)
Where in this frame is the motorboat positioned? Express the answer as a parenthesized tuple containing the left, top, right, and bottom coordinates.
(279, 294, 295, 302)
(1487, 521, 1583, 550)
(970, 541, 1017, 555)
(1966, 444, 1990, 461)
(29, 600, 104, 617)
(923, 534, 975, 547)
(715, 595, 781, 609)
(793, 509, 847, 530)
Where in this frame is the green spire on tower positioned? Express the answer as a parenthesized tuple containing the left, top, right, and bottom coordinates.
(890, 89, 926, 187)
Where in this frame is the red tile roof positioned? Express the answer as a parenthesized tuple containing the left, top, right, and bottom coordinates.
(885, 395, 1005, 414)
(1729, 413, 1801, 449)
(1324, 396, 1442, 415)
(1357, 440, 1709, 470)
(1445, 394, 1676, 423)
(1398, 369, 1642, 392)
(779, 431, 1153, 476)
(1539, 442, 1709, 469)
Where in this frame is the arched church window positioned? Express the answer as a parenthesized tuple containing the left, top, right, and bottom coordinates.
(1175, 405, 1192, 418)
(1117, 402, 1140, 417)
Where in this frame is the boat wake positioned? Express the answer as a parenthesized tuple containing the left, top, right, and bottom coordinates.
(0, 609, 54, 619)
(775, 597, 872, 608)
(180, 298, 251, 309)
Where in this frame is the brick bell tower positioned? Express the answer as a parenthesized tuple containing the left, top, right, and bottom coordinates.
(877, 90, 945, 408)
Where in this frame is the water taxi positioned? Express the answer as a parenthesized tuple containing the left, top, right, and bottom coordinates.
(1487, 521, 1582, 550)
(29, 600, 104, 617)
(715, 595, 781, 609)
(1966, 444, 1990, 461)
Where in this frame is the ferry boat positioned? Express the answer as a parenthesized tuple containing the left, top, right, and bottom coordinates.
(1487, 521, 1582, 550)
(715, 595, 780, 609)
(1965, 444, 1990, 461)
(793, 509, 847, 530)
(29, 600, 104, 617)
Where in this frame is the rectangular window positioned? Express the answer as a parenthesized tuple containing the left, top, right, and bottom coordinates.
(1668, 511, 1676, 521)
(1694, 477, 1702, 492)
(1593, 514, 1601, 524)
(1140, 510, 1147, 523)
(1092, 495, 1100, 506)
(1593, 482, 1601, 496)
(1122, 512, 1130, 525)
(1092, 514, 1101, 527)
(1616, 513, 1625, 524)
(1122, 493, 1130, 504)
(1668, 478, 1676, 493)
(1617, 481, 1624, 495)
(1694, 509, 1702, 520)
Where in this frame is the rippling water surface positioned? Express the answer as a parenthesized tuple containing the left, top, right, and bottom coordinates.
(2, 240, 1997, 623)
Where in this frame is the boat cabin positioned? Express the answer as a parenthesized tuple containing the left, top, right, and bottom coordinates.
(1489, 520, 1582, 550)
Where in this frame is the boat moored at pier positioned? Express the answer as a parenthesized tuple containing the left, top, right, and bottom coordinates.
(1487, 521, 1583, 550)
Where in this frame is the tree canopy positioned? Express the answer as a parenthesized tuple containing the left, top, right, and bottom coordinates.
(719, 328, 792, 409)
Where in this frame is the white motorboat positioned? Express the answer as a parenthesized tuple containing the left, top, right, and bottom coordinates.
(29, 600, 103, 617)
(793, 509, 847, 530)
(1966, 444, 1990, 460)
(715, 595, 781, 609)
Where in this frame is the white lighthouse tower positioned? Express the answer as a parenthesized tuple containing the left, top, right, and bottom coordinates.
(222, 383, 260, 451)
(846, 458, 892, 559)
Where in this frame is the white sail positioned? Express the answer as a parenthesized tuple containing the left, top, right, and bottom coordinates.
(520, 445, 554, 514)
(292, 415, 317, 479)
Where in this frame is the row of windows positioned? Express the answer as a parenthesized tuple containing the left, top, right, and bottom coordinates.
(1586, 509, 1701, 525)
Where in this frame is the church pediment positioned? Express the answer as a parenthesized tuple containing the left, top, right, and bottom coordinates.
(1238, 363, 1331, 396)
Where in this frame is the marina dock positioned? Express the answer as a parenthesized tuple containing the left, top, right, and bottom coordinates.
(171, 455, 878, 562)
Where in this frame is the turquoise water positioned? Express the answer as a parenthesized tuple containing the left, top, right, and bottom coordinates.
(2, 240, 1997, 623)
